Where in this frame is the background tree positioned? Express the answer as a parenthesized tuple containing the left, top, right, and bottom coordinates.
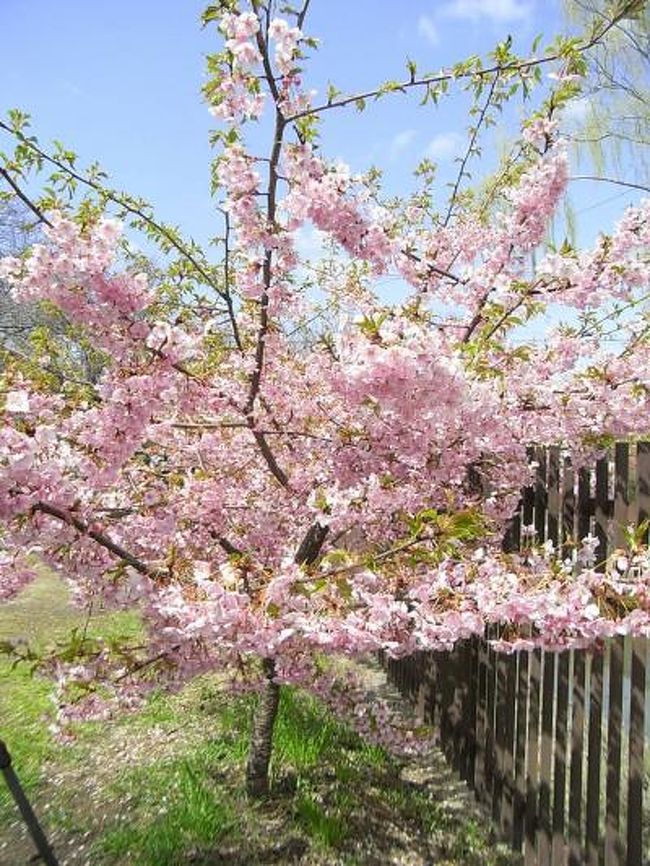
(562, 0, 649, 188)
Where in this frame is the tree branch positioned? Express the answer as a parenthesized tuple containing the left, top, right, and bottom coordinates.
(570, 174, 650, 193)
(285, 7, 629, 123)
(0, 121, 245, 349)
(0, 168, 52, 227)
(443, 73, 499, 228)
(32, 501, 166, 578)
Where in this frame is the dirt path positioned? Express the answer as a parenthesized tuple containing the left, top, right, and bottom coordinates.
(343, 659, 522, 866)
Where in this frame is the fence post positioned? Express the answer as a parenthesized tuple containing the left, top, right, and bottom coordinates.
(0, 739, 59, 866)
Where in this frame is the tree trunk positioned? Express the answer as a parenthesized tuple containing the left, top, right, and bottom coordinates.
(245, 657, 280, 797)
(243, 524, 325, 798)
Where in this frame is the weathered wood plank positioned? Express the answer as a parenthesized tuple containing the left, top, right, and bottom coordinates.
(547, 446, 561, 549)
(474, 636, 489, 804)
(463, 637, 479, 785)
(578, 466, 592, 541)
(551, 652, 569, 865)
(524, 648, 542, 866)
(605, 637, 624, 866)
(637, 441, 650, 541)
(513, 650, 529, 851)
(538, 651, 555, 866)
(493, 649, 508, 825)
(485, 630, 498, 809)
(499, 652, 517, 842)
(613, 443, 629, 548)
(568, 650, 585, 866)
(534, 448, 548, 543)
(503, 504, 522, 553)
(627, 638, 646, 866)
(562, 455, 576, 562)
(595, 455, 610, 570)
(586, 652, 604, 866)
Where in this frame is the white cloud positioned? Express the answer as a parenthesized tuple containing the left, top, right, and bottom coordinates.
(389, 128, 417, 161)
(417, 14, 440, 45)
(560, 96, 592, 125)
(440, 0, 533, 22)
(293, 225, 329, 260)
(425, 132, 465, 161)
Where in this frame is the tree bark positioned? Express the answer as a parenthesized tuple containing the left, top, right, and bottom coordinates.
(244, 523, 326, 798)
(245, 657, 280, 797)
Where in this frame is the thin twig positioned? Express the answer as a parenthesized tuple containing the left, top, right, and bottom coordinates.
(570, 174, 650, 193)
(443, 73, 499, 228)
(0, 168, 52, 227)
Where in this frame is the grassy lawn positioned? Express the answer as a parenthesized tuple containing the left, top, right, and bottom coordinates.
(0, 573, 513, 866)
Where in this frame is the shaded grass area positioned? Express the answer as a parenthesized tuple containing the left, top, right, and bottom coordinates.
(0, 575, 513, 866)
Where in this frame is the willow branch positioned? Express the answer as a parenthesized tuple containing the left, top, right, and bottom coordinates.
(570, 175, 650, 193)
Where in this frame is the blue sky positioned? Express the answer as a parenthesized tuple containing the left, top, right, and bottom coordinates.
(0, 0, 641, 257)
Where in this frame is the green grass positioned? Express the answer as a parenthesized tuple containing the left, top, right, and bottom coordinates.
(0, 574, 512, 866)
(0, 571, 140, 808)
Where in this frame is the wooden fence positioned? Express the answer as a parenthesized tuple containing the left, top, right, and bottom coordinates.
(385, 441, 650, 866)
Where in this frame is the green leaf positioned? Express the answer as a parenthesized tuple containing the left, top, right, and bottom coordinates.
(406, 58, 417, 81)
(335, 576, 353, 600)
(327, 82, 341, 104)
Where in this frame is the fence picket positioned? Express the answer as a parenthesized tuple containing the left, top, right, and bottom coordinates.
(493, 644, 507, 824)
(474, 635, 488, 803)
(485, 630, 497, 808)
(586, 653, 604, 866)
(547, 447, 560, 548)
(605, 637, 624, 866)
(534, 448, 548, 543)
(568, 650, 585, 866)
(562, 455, 575, 561)
(627, 638, 645, 866)
(595, 455, 610, 570)
(638, 442, 650, 538)
(463, 638, 479, 784)
(578, 466, 591, 541)
(498, 653, 516, 841)
(613, 443, 630, 548)
(538, 652, 555, 866)
(551, 652, 568, 865)
(513, 650, 529, 850)
(525, 649, 542, 866)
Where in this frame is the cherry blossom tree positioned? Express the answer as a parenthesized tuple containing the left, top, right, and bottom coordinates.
(0, 0, 648, 797)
